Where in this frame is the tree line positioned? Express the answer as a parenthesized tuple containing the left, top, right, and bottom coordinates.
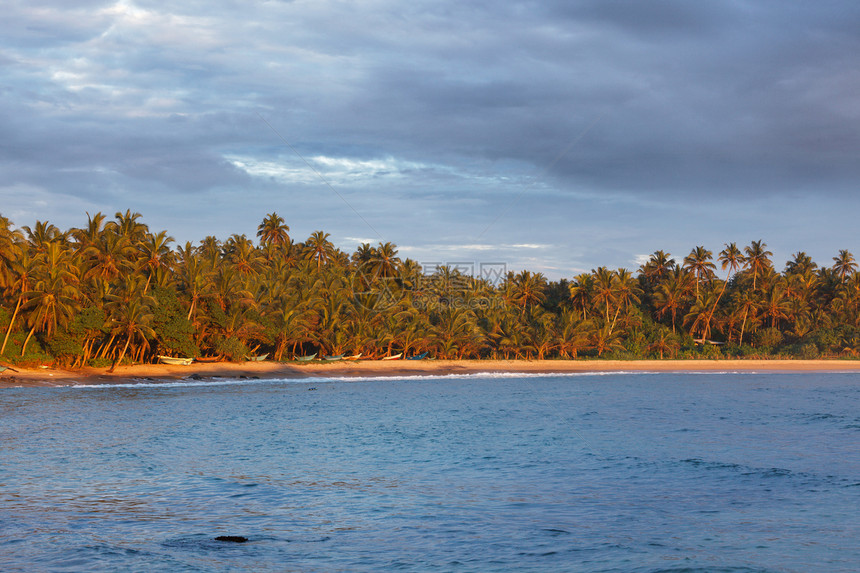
(1, 210, 859, 368)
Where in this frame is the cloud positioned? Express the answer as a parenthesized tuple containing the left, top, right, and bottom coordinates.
(2, 1, 860, 278)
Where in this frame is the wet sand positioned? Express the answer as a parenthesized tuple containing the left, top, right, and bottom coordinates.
(2, 359, 860, 388)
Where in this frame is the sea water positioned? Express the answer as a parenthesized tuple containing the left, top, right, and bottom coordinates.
(1, 372, 858, 572)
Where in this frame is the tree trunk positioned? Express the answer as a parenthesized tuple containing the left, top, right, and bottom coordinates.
(1, 295, 23, 355)
(20, 324, 37, 357)
(109, 335, 132, 373)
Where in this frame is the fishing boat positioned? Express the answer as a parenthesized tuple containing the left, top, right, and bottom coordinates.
(158, 355, 193, 366)
(344, 353, 362, 361)
(295, 353, 317, 362)
(0, 365, 18, 374)
(245, 353, 269, 362)
(193, 356, 222, 363)
(381, 353, 402, 361)
(324, 354, 344, 361)
(406, 352, 429, 360)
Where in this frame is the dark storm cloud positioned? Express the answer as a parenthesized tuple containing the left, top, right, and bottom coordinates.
(2, 0, 859, 273)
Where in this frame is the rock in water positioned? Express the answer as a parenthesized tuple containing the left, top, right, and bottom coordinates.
(215, 535, 248, 543)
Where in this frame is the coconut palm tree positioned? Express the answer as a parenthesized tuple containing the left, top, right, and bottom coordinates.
(508, 270, 547, 316)
(371, 242, 401, 279)
(20, 242, 79, 356)
(648, 328, 680, 359)
(137, 230, 175, 293)
(639, 250, 675, 288)
(832, 250, 857, 283)
(257, 212, 290, 248)
(652, 267, 693, 333)
(1, 246, 37, 355)
(568, 273, 595, 320)
(784, 251, 817, 276)
(610, 268, 642, 334)
(110, 210, 148, 244)
(683, 246, 715, 299)
(108, 295, 155, 371)
(591, 267, 617, 325)
(305, 231, 336, 271)
(744, 240, 772, 292)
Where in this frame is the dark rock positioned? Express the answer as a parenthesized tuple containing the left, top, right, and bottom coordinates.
(187, 373, 203, 380)
(215, 535, 248, 543)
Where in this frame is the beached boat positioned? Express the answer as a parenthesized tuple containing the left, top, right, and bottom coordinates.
(344, 353, 362, 361)
(295, 353, 317, 362)
(381, 353, 402, 361)
(158, 355, 193, 366)
(245, 354, 269, 362)
(406, 352, 429, 360)
(193, 356, 222, 363)
(324, 354, 344, 361)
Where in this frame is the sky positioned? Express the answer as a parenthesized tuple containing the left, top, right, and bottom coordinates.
(2, 0, 860, 280)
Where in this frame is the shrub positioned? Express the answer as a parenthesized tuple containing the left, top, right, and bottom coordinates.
(754, 327, 784, 351)
(214, 337, 249, 362)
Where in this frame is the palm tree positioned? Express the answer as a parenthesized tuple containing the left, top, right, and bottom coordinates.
(223, 234, 263, 278)
(256, 212, 290, 248)
(305, 231, 336, 271)
(610, 268, 642, 334)
(108, 296, 155, 371)
(648, 328, 679, 359)
(652, 267, 693, 333)
(20, 242, 79, 356)
(761, 282, 791, 329)
(508, 270, 547, 316)
(744, 240, 772, 292)
(371, 242, 401, 279)
(110, 210, 148, 243)
(137, 230, 175, 292)
(0, 214, 24, 289)
(1, 246, 37, 355)
(785, 251, 817, 275)
(639, 250, 675, 288)
(683, 246, 715, 299)
(701, 242, 743, 340)
(568, 273, 595, 320)
(23, 221, 65, 254)
(591, 267, 617, 325)
(832, 250, 857, 283)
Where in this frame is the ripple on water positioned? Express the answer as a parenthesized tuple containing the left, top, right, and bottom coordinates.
(1, 373, 858, 571)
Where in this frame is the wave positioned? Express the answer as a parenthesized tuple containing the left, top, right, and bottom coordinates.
(64, 369, 786, 390)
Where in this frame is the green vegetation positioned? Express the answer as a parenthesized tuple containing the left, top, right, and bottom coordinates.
(1, 211, 859, 366)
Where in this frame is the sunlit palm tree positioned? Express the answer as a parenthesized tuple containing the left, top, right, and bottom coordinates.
(21, 242, 79, 355)
(508, 270, 547, 316)
(652, 267, 693, 333)
(108, 296, 155, 372)
(256, 212, 290, 248)
(137, 230, 175, 292)
(1, 246, 37, 355)
(683, 246, 715, 299)
(832, 249, 857, 283)
(744, 240, 772, 292)
(305, 231, 336, 271)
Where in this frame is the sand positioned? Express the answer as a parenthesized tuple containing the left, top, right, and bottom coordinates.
(2, 358, 860, 388)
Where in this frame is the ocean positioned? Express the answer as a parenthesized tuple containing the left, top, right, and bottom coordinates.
(1, 372, 858, 572)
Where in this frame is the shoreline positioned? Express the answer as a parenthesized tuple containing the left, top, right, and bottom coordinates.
(3, 358, 860, 388)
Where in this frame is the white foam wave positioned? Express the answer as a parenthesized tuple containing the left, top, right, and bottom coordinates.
(61, 369, 765, 390)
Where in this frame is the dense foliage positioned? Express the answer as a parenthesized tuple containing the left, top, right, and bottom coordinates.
(1, 211, 858, 367)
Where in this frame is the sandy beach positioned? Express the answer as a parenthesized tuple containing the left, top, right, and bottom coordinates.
(2, 358, 860, 388)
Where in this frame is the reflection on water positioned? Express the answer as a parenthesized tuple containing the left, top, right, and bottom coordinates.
(1, 373, 858, 571)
